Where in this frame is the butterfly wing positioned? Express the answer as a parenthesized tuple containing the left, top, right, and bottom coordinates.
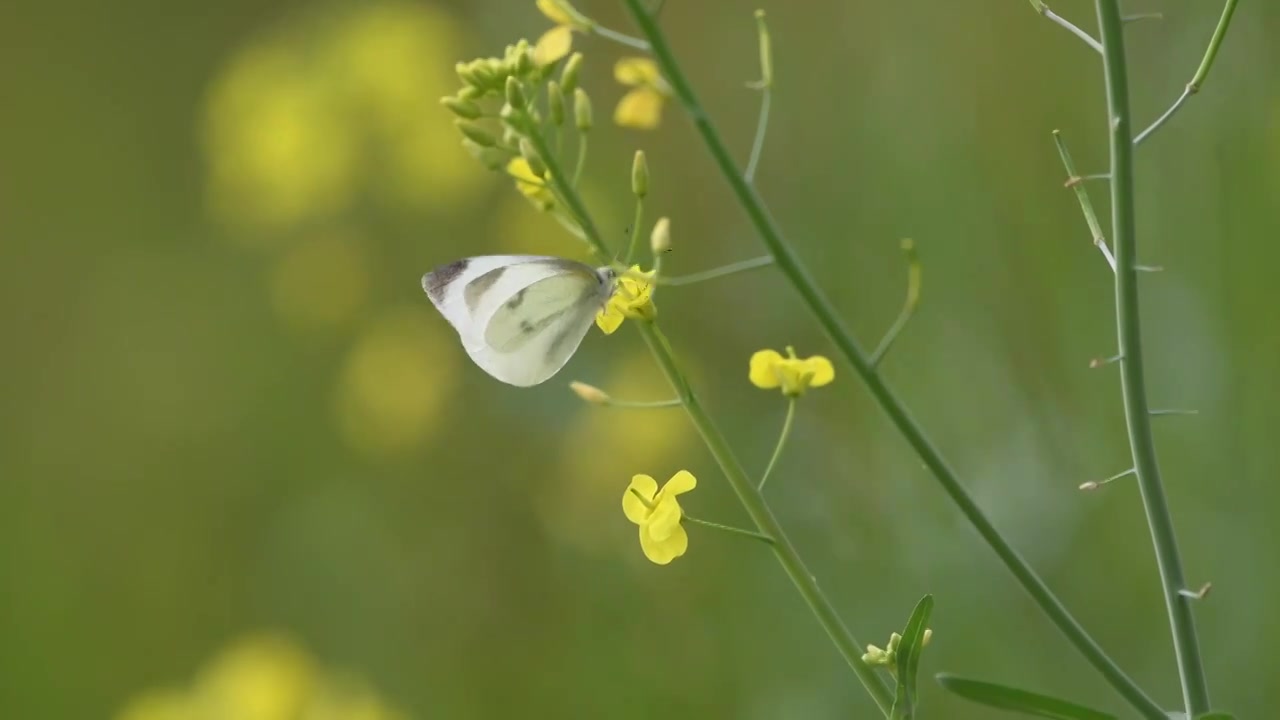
(422, 255, 611, 386)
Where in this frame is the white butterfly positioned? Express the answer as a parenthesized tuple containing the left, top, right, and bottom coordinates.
(422, 255, 618, 387)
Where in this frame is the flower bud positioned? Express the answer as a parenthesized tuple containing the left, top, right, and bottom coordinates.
(560, 52, 585, 95)
(454, 119, 496, 147)
(570, 381, 610, 404)
(440, 95, 482, 119)
(547, 81, 565, 126)
(650, 217, 670, 254)
(573, 87, 592, 132)
(631, 150, 648, 198)
(462, 139, 509, 171)
(505, 75, 526, 109)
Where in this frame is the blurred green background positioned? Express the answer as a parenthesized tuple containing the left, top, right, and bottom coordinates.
(3, 1, 1278, 718)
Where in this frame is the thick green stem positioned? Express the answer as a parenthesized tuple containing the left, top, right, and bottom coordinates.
(524, 120, 895, 716)
(621, 2, 1164, 717)
(1095, 2, 1210, 714)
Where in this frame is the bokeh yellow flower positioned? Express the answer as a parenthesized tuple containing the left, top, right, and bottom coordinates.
(623, 470, 696, 564)
(506, 156, 557, 211)
(613, 58, 671, 130)
(749, 347, 835, 396)
(533, 0, 594, 66)
(114, 632, 406, 720)
(595, 265, 655, 334)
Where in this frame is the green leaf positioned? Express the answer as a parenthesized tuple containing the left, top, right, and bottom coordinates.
(1194, 714, 1236, 719)
(935, 674, 1118, 720)
(889, 594, 934, 719)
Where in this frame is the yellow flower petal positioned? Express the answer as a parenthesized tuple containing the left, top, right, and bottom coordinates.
(623, 474, 658, 525)
(595, 305, 624, 334)
(533, 25, 573, 66)
(536, 0, 575, 25)
(646, 498, 682, 541)
(664, 470, 697, 496)
(749, 350, 784, 389)
(613, 88, 663, 130)
(803, 356, 835, 387)
(639, 522, 687, 564)
(614, 57, 661, 87)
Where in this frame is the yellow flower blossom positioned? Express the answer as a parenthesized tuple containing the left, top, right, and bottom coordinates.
(613, 57, 671, 129)
(506, 156, 556, 211)
(622, 470, 696, 564)
(534, 0, 594, 66)
(749, 347, 835, 396)
(595, 265, 655, 334)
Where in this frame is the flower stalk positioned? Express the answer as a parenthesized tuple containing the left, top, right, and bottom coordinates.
(1095, 1, 1210, 714)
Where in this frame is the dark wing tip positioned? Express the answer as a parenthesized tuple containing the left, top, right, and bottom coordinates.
(423, 258, 470, 302)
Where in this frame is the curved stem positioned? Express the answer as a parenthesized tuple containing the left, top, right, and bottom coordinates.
(593, 24, 651, 51)
(661, 255, 774, 286)
(1133, 0, 1239, 146)
(1095, 2, 1210, 714)
(523, 121, 895, 716)
(621, 2, 1165, 717)
(758, 398, 796, 490)
(744, 89, 771, 183)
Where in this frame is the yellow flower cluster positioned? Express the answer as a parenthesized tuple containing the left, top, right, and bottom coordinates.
(596, 265, 656, 334)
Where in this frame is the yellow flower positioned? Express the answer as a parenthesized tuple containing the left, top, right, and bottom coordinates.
(506, 156, 556, 211)
(613, 58, 671, 129)
(622, 470, 696, 564)
(534, 0, 594, 66)
(749, 347, 835, 396)
(595, 265, 655, 334)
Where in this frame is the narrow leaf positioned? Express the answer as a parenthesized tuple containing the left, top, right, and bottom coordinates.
(889, 594, 934, 719)
(935, 674, 1118, 720)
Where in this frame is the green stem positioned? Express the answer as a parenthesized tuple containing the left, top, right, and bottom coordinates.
(1133, 0, 1239, 146)
(622, 2, 1165, 717)
(1028, 1, 1104, 55)
(523, 120, 895, 717)
(572, 133, 588, 188)
(1052, 130, 1116, 272)
(758, 399, 795, 490)
(661, 255, 774, 286)
(744, 89, 771, 183)
(626, 197, 644, 263)
(683, 514, 775, 544)
(1095, 2, 1210, 715)
(593, 24, 651, 51)
(606, 398, 683, 409)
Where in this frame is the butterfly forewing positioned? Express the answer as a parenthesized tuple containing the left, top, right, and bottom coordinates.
(421, 255, 613, 387)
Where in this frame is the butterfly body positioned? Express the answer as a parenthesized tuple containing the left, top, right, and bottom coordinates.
(422, 255, 617, 387)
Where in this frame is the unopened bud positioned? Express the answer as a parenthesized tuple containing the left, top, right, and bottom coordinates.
(650, 216, 670, 254)
(573, 87, 592, 131)
(441, 95, 482, 119)
(547, 81, 565, 126)
(631, 150, 648, 198)
(570, 381, 610, 404)
(560, 53, 585, 95)
(505, 76, 526, 109)
(455, 119, 496, 147)
(461, 139, 508, 171)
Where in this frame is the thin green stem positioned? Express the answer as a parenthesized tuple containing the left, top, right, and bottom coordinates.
(869, 239, 922, 367)
(622, 2, 1165, 717)
(593, 24, 651, 51)
(1028, 1, 1104, 55)
(745, 90, 771, 184)
(1133, 0, 1239, 146)
(525, 118, 894, 716)
(607, 398, 683, 409)
(683, 514, 775, 544)
(662, 255, 774, 286)
(572, 134, 588, 188)
(1053, 130, 1116, 272)
(758, 399, 795, 491)
(1096, 2, 1210, 714)
(626, 197, 644, 263)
